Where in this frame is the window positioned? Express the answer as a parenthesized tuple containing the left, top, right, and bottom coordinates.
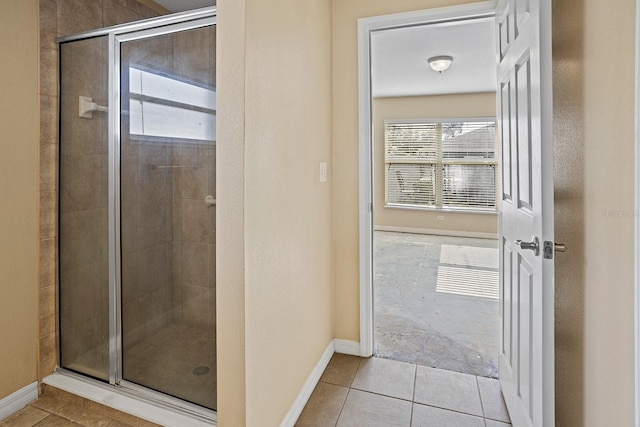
(128, 67, 216, 143)
(384, 119, 497, 211)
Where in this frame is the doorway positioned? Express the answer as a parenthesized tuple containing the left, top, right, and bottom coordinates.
(358, 1, 556, 425)
(57, 8, 217, 418)
(365, 10, 500, 379)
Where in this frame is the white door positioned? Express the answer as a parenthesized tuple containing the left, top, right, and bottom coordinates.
(496, 0, 554, 426)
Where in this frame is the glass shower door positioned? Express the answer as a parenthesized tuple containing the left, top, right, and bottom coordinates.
(119, 24, 217, 410)
(59, 35, 110, 381)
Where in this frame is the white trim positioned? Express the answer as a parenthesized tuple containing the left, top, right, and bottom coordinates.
(43, 373, 215, 427)
(334, 339, 361, 356)
(374, 225, 497, 240)
(0, 382, 38, 421)
(358, 0, 499, 359)
(634, 0, 640, 424)
(279, 340, 335, 427)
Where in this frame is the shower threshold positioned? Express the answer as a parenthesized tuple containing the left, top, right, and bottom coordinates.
(43, 369, 216, 427)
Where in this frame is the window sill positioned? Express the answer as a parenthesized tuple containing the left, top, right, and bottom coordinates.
(383, 204, 498, 216)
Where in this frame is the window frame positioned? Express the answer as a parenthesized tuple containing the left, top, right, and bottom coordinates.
(126, 64, 217, 146)
(383, 117, 499, 214)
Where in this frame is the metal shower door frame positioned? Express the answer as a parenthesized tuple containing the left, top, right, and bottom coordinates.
(58, 6, 217, 421)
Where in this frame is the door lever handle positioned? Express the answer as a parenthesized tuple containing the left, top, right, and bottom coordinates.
(515, 236, 539, 256)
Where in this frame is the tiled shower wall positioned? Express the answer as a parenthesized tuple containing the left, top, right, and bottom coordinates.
(38, 0, 168, 384)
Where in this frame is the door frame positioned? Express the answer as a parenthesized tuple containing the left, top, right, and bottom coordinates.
(634, 0, 640, 424)
(357, 1, 499, 357)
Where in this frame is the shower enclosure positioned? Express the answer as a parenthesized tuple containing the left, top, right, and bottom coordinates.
(57, 8, 217, 416)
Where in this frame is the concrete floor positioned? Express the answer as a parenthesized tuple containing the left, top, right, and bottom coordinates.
(373, 231, 499, 378)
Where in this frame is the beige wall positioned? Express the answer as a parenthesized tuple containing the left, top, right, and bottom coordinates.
(582, 0, 636, 420)
(218, 0, 334, 425)
(0, 0, 39, 400)
(216, 0, 247, 423)
(373, 93, 498, 236)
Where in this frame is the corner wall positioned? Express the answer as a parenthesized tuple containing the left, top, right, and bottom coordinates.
(373, 93, 498, 237)
(581, 0, 636, 420)
(217, 0, 334, 424)
(553, 0, 637, 424)
(0, 0, 39, 400)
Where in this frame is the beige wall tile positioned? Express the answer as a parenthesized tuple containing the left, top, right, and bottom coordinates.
(127, 0, 160, 19)
(39, 285, 56, 319)
(40, 191, 57, 240)
(175, 167, 207, 199)
(59, 262, 102, 322)
(40, 314, 56, 338)
(181, 198, 209, 243)
(59, 209, 102, 271)
(40, 94, 58, 145)
(39, 0, 57, 49)
(39, 332, 57, 379)
(40, 47, 58, 97)
(183, 285, 213, 328)
(103, 3, 139, 27)
(60, 154, 103, 213)
(39, 238, 56, 288)
(57, 0, 104, 36)
(40, 143, 58, 192)
(182, 242, 208, 288)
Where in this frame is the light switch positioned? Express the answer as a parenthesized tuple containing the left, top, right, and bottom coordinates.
(319, 162, 327, 183)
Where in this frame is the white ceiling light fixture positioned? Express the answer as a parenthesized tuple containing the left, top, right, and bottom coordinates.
(428, 55, 453, 73)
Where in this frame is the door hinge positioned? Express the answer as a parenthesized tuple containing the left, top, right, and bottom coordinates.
(368, 202, 373, 212)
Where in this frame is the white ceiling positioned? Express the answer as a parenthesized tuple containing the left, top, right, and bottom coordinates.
(371, 17, 497, 98)
(154, 0, 215, 13)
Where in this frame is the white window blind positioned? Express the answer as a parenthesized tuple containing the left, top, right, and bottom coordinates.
(385, 120, 497, 211)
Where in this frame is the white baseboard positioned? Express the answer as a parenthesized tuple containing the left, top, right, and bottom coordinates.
(280, 340, 336, 427)
(334, 339, 361, 356)
(0, 381, 38, 421)
(374, 225, 498, 240)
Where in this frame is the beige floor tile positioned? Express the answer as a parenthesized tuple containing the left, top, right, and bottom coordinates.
(1, 406, 49, 426)
(484, 420, 512, 427)
(31, 395, 70, 413)
(478, 376, 510, 423)
(41, 386, 84, 405)
(320, 354, 362, 387)
(34, 415, 79, 426)
(295, 382, 349, 427)
(411, 404, 484, 427)
(55, 402, 130, 427)
(351, 357, 416, 400)
(414, 366, 482, 416)
(82, 400, 139, 426)
(336, 390, 412, 427)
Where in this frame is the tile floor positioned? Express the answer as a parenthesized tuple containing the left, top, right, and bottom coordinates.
(374, 232, 500, 378)
(296, 354, 511, 427)
(0, 385, 160, 427)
